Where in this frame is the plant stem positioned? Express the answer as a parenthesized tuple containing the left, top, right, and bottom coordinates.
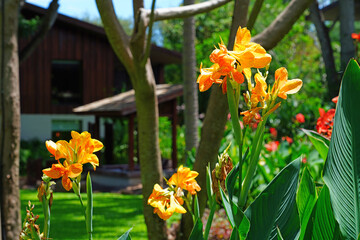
(239, 120, 266, 208)
(204, 200, 216, 240)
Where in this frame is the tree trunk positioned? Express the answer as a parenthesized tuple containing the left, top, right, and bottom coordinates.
(340, 0, 355, 71)
(179, 0, 198, 238)
(0, 0, 21, 239)
(308, 1, 339, 99)
(133, 59, 167, 240)
(183, 0, 199, 156)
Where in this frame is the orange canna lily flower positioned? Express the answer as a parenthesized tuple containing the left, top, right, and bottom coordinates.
(229, 27, 272, 69)
(240, 107, 262, 127)
(148, 184, 186, 220)
(271, 67, 302, 99)
(250, 72, 268, 108)
(43, 161, 83, 191)
(168, 165, 201, 195)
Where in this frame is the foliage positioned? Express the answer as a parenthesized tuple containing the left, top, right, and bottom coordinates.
(20, 139, 50, 176)
(18, 14, 41, 38)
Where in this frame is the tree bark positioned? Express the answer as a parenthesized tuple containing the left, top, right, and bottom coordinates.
(0, 0, 21, 239)
(194, 0, 314, 214)
(19, 0, 59, 63)
(308, 1, 339, 99)
(183, 0, 198, 157)
(340, 0, 355, 71)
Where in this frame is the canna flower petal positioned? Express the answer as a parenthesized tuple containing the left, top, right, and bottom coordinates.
(42, 164, 65, 179)
(45, 140, 57, 156)
(168, 165, 201, 195)
(68, 163, 83, 178)
(62, 174, 73, 191)
(272, 67, 302, 99)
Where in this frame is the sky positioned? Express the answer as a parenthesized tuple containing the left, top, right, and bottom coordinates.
(26, 0, 183, 20)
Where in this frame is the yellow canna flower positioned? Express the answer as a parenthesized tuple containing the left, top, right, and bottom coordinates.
(42, 161, 83, 191)
(250, 72, 268, 108)
(271, 67, 303, 99)
(229, 27, 272, 69)
(168, 165, 201, 195)
(148, 184, 186, 220)
(43, 131, 103, 191)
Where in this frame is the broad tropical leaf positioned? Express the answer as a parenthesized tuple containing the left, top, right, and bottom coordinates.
(302, 129, 330, 160)
(323, 59, 360, 239)
(303, 185, 341, 240)
(297, 168, 317, 239)
(245, 158, 301, 240)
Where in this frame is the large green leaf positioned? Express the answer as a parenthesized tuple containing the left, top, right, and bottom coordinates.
(117, 228, 132, 240)
(245, 158, 301, 240)
(302, 129, 330, 160)
(188, 218, 204, 240)
(303, 185, 341, 240)
(297, 168, 317, 239)
(323, 59, 360, 239)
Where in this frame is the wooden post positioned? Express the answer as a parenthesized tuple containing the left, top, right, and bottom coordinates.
(94, 116, 100, 140)
(171, 99, 178, 169)
(128, 114, 135, 171)
(104, 122, 114, 164)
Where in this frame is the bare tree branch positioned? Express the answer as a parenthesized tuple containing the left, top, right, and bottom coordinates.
(19, 0, 59, 63)
(140, 0, 231, 22)
(96, 0, 135, 75)
(142, 0, 156, 65)
(247, 0, 264, 31)
(252, 0, 314, 50)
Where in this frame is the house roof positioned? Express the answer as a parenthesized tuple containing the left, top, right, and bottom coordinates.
(73, 84, 183, 117)
(20, 3, 182, 65)
(319, 1, 360, 21)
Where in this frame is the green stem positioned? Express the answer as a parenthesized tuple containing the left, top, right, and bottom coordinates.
(184, 196, 195, 223)
(86, 172, 93, 240)
(239, 120, 266, 208)
(204, 200, 217, 240)
(41, 182, 51, 239)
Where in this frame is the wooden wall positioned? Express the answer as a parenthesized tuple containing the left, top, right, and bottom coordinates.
(20, 23, 115, 114)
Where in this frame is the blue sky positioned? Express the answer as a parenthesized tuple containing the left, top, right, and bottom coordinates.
(26, 0, 183, 20)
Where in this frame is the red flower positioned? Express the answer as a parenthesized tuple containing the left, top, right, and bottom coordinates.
(316, 108, 336, 138)
(332, 96, 338, 104)
(282, 136, 293, 144)
(269, 127, 277, 138)
(302, 157, 307, 164)
(352, 33, 360, 41)
(295, 113, 305, 123)
(265, 141, 279, 152)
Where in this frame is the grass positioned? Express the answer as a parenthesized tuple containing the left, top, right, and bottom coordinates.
(21, 189, 147, 239)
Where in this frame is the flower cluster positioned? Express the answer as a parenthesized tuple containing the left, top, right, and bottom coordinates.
(316, 96, 338, 138)
(197, 27, 303, 127)
(148, 165, 201, 220)
(42, 131, 103, 191)
(197, 27, 271, 93)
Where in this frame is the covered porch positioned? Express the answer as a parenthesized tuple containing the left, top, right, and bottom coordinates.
(73, 84, 183, 171)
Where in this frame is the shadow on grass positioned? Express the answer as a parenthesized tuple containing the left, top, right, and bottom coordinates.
(21, 190, 147, 240)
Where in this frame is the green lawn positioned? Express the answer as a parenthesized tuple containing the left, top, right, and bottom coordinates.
(21, 189, 147, 239)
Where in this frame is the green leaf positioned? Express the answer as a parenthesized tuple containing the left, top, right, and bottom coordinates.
(297, 168, 317, 239)
(277, 227, 284, 240)
(194, 195, 200, 220)
(189, 218, 204, 240)
(86, 172, 93, 235)
(230, 226, 240, 240)
(303, 185, 341, 240)
(220, 187, 250, 239)
(245, 158, 301, 240)
(117, 227, 132, 240)
(226, 161, 240, 202)
(302, 129, 330, 160)
(323, 59, 360, 239)
(206, 163, 213, 200)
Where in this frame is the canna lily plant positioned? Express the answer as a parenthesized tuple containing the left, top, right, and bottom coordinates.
(150, 26, 360, 240)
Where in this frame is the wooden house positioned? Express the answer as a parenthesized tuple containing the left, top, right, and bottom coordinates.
(19, 3, 182, 168)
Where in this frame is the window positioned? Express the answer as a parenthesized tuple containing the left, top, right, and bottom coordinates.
(51, 119, 82, 141)
(51, 60, 82, 105)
